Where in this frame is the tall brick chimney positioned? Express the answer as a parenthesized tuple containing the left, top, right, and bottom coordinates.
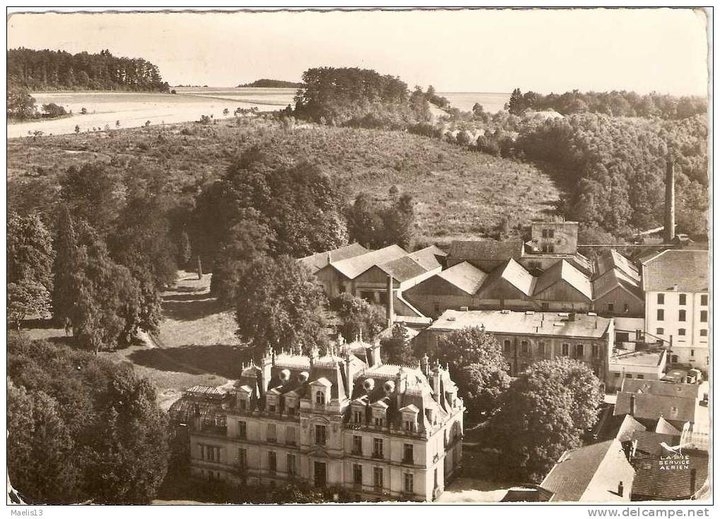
(665, 155, 676, 243)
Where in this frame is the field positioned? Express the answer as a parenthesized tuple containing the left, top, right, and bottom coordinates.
(8, 117, 562, 243)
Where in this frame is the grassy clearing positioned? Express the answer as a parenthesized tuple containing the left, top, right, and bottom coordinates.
(8, 118, 562, 243)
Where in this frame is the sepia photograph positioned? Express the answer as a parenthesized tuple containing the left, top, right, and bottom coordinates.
(4, 5, 712, 514)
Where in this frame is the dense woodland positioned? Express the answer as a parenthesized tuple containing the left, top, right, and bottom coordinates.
(8, 48, 169, 92)
(237, 79, 302, 88)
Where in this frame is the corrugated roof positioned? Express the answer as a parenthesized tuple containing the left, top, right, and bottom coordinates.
(378, 255, 429, 282)
(437, 261, 488, 295)
(540, 440, 622, 502)
(642, 250, 709, 293)
(298, 243, 369, 273)
(408, 245, 447, 271)
(614, 393, 696, 423)
(535, 260, 592, 300)
(621, 379, 700, 400)
(429, 309, 610, 339)
(448, 239, 524, 262)
(330, 244, 408, 279)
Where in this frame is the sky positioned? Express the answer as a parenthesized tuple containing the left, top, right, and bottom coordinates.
(7, 8, 710, 96)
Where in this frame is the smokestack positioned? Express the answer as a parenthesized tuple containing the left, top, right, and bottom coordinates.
(630, 393, 637, 416)
(665, 156, 676, 243)
(386, 275, 394, 329)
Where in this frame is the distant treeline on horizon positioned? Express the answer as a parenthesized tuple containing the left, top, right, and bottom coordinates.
(237, 79, 303, 88)
(8, 48, 170, 92)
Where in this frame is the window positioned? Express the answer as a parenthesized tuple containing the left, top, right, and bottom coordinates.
(701, 294, 708, 306)
(657, 309, 664, 321)
(374, 416, 384, 427)
(286, 426, 296, 446)
(624, 303, 630, 313)
(315, 425, 326, 446)
(287, 405, 296, 416)
(403, 444, 414, 464)
(503, 339, 512, 354)
(614, 373, 621, 378)
(538, 342, 545, 355)
(657, 294, 665, 304)
(548, 229, 555, 238)
(700, 329, 708, 337)
(268, 405, 276, 414)
(562, 343, 569, 356)
(404, 473, 414, 494)
(547, 244, 555, 253)
(373, 467, 384, 489)
(636, 374, 645, 380)
(541, 302, 549, 310)
(626, 374, 633, 378)
(521, 340, 529, 354)
(352, 435, 363, 455)
(315, 391, 325, 405)
(542, 229, 548, 238)
(657, 328, 664, 335)
(592, 344, 600, 359)
(200, 445, 220, 462)
(691, 349, 695, 357)
(373, 438, 384, 458)
(679, 310, 686, 322)
(238, 421, 247, 439)
(238, 448, 247, 469)
(353, 464, 363, 484)
(678, 328, 686, 336)
(287, 454, 296, 476)
(404, 419, 415, 432)
(575, 344, 584, 358)
(354, 410, 363, 423)
(268, 451, 276, 473)
(433, 302, 440, 314)
(239, 399, 247, 411)
(700, 311, 708, 323)
(607, 303, 614, 313)
(679, 294, 687, 305)
(267, 423, 276, 443)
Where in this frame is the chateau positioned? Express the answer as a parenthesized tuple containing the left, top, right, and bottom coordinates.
(171, 340, 464, 502)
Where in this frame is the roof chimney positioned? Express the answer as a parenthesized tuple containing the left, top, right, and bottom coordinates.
(630, 393, 637, 416)
(618, 481, 624, 497)
(665, 154, 676, 243)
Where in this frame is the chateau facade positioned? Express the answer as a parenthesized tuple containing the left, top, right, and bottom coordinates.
(174, 341, 464, 502)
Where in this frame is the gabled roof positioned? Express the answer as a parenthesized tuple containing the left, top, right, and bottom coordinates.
(330, 244, 408, 280)
(655, 417, 682, 436)
(630, 431, 680, 457)
(593, 267, 643, 301)
(436, 261, 488, 295)
(621, 379, 700, 400)
(641, 250, 709, 293)
(614, 392, 696, 423)
(408, 245, 447, 271)
(377, 255, 429, 282)
(299, 243, 369, 273)
(448, 239, 524, 262)
(596, 250, 640, 282)
(541, 439, 629, 502)
(481, 258, 536, 296)
(311, 377, 332, 387)
(534, 260, 592, 300)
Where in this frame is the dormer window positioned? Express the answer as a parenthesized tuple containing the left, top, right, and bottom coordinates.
(374, 417, 384, 427)
(316, 391, 325, 406)
(239, 399, 247, 411)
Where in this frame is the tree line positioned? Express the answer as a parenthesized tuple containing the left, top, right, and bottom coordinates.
(8, 48, 170, 92)
(506, 87, 707, 119)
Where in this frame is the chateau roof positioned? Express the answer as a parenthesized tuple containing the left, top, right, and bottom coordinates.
(641, 250, 708, 293)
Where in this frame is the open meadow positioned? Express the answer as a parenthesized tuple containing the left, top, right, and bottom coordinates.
(8, 116, 562, 243)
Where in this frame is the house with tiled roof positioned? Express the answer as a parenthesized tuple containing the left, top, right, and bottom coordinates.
(170, 341, 463, 501)
(299, 243, 369, 275)
(415, 309, 614, 380)
(641, 249, 709, 370)
(447, 239, 525, 271)
(539, 439, 635, 502)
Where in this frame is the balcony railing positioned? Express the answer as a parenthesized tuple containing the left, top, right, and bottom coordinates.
(372, 452, 384, 459)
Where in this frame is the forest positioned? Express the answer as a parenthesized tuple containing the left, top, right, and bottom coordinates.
(8, 48, 170, 92)
(237, 78, 302, 88)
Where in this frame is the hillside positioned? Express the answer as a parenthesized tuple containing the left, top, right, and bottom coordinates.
(238, 79, 302, 88)
(7, 117, 562, 242)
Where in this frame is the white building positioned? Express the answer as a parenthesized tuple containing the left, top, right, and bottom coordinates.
(641, 250, 709, 370)
(170, 341, 464, 502)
